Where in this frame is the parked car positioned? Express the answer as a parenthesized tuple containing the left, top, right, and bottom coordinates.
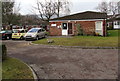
(0, 30, 12, 40)
(12, 29, 27, 40)
(24, 28, 47, 40)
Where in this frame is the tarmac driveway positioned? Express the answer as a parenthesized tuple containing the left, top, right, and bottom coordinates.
(3, 40, 118, 79)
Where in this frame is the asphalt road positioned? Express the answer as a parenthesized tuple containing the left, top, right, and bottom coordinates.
(3, 40, 118, 79)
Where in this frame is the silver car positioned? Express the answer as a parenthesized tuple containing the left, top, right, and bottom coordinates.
(24, 28, 47, 40)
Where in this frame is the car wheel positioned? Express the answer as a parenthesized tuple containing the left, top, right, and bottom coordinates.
(20, 36, 24, 40)
(12, 38, 15, 40)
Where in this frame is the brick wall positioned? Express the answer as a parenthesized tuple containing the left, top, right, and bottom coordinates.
(49, 20, 106, 36)
(49, 22, 62, 36)
(75, 21, 96, 35)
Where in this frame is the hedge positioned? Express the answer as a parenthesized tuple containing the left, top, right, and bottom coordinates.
(0, 44, 7, 61)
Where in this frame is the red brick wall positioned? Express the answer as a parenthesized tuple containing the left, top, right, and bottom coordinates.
(49, 22, 62, 36)
(49, 20, 106, 36)
(74, 21, 96, 35)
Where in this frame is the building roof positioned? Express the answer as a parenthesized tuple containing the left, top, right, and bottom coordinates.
(107, 14, 120, 21)
(50, 11, 107, 21)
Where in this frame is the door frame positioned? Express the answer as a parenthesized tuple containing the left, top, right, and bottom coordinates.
(62, 22, 68, 35)
(68, 23, 73, 35)
(61, 22, 73, 35)
(95, 21, 103, 36)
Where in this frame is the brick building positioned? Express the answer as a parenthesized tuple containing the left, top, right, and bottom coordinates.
(49, 11, 107, 36)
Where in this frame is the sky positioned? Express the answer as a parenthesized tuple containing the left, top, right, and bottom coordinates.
(14, 0, 118, 15)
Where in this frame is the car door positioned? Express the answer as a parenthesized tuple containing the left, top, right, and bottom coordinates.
(41, 29, 45, 37)
(38, 29, 42, 38)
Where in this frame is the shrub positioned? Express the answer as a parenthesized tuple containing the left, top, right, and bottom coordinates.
(107, 26, 114, 30)
(77, 24, 84, 35)
(45, 32, 50, 36)
(0, 44, 7, 61)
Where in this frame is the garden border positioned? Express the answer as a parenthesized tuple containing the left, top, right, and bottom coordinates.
(29, 41, 119, 49)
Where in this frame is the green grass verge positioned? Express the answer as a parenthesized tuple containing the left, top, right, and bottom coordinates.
(33, 30, 119, 47)
(2, 57, 34, 79)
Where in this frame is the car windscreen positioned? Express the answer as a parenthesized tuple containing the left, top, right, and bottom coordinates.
(7, 30, 12, 33)
(13, 30, 25, 33)
(0, 31, 6, 33)
(28, 29, 39, 33)
(13, 30, 19, 33)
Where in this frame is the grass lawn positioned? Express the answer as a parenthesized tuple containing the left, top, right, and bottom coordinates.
(33, 30, 119, 47)
(2, 57, 34, 79)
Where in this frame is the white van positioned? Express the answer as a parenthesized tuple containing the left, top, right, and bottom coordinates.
(24, 28, 47, 40)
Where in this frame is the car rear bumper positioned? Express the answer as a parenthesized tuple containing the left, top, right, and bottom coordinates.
(1, 36, 7, 39)
(12, 36, 21, 39)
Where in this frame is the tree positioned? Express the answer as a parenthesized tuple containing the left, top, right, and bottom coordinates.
(54, 0, 71, 17)
(2, 1, 14, 25)
(35, 0, 56, 22)
(2, 1, 22, 26)
(34, 0, 71, 22)
(0, 1, 2, 27)
(96, 1, 109, 14)
(109, 2, 118, 16)
(96, 1, 119, 15)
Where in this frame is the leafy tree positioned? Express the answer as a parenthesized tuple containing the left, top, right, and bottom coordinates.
(2, 1, 22, 26)
(2, 1, 14, 25)
(0, 1, 2, 28)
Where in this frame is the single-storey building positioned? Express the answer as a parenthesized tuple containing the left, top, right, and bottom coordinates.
(107, 14, 120, 29)
(49, 11, 107, 36)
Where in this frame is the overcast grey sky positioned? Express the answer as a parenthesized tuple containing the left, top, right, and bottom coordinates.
(15, 0, 116, 15)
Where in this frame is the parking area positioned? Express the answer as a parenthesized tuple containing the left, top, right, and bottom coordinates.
(3, 40, 118, 79)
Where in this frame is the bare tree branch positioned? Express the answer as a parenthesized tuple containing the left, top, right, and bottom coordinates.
(96, 1, 119, 15)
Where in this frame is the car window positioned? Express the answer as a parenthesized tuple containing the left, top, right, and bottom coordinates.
(7, 30, 12, 33)
(38, 29, 41, 33)
(13, 30, 22, 33)
(41, 29, 45, 32)
(28, 29, 39, 33)
(0, 31, 6, 33)
(13, 30, 19, 33)
(20, 30, 25, 33)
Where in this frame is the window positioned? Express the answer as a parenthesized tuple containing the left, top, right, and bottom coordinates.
(28, 28, 39, 33)
(117, 21, 120, 25)
(96, 21, 102, 30)
(62, 23, 67, 29)
(114, 21, 117, 25)
(20, 30, 25, 33)
(38, 29, 41, 33)
(41, 29, 45, 32)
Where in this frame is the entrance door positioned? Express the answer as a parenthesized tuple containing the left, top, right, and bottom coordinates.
(62, 23, 68, 35)
(95, 21, 103, 36)
(68, 23, 72, 34)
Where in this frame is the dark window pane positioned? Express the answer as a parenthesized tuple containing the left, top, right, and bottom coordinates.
(62, 23, 67, 29)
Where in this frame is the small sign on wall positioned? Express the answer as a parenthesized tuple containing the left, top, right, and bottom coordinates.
(51, 24, 56, 27)
(57, 25, 62, 28)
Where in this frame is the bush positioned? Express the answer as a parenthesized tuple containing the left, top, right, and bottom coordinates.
(45, 32, 50, 36)
(77, 24, 84, 36)
(1, 44, 7, 61)
(107, 26, 114, 30)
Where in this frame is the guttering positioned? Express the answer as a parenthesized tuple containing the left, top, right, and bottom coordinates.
(49, 19, 106, 22)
